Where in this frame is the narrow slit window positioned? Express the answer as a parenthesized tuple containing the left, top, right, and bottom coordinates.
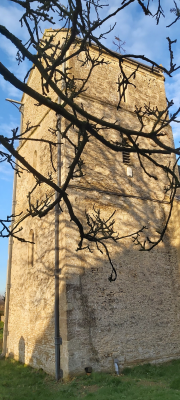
(28, 229, 34, 267)
(123, 151, 130, 165)
(33, 150, 37, 169)
(118, 75, 127, 103)
(120, 82, 126, 102)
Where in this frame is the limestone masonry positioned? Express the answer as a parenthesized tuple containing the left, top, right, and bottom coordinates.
(4, 30, 180, 379)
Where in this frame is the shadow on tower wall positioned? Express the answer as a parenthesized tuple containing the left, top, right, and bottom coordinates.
(27, 195, 180, 379)
(5, 133, 180, 378)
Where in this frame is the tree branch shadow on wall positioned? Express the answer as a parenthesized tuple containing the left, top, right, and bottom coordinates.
(6, 137, 180, 376)
(26, 201, 180, 377)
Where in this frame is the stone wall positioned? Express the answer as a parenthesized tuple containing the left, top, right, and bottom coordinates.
(64, 193, 180, 375)
(5, 30, 180, 378)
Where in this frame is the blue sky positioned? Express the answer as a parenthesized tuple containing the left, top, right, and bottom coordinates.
(0, 0, 180, 294)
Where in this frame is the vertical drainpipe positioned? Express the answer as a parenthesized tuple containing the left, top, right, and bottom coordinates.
(2, 105, 24, 357)
(54, 61, 65, 380)
(54, 96, 62, 380)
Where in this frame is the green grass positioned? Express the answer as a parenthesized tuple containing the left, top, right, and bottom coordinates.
(1, 358, 180, 400)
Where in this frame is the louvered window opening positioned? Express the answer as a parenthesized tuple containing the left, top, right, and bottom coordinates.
(123, 151, 130, 164)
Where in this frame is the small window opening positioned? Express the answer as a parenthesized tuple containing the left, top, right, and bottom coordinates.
(33, 150, 37, 169)
(28, 229, 34, 267)
(118, 74, 127, 103)
(123, 151, 130, 164)
(120, 83, 126, 102)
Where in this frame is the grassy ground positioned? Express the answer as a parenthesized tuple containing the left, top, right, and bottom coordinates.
(1, 357, 180, 400)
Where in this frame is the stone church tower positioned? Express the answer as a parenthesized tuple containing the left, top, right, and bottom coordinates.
(3, 29, 180, 379)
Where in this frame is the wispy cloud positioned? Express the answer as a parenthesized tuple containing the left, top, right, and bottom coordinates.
(0, 76, 22, 99)
(0, 3, 33, 95)
(0, 114, 20, 138)
(0, 4, 28, 36)
(0, 162, 14, 182)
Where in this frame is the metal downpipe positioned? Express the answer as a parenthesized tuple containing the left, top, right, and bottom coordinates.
(54, 57, 66, 380)
(54, 94, 62, 380)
